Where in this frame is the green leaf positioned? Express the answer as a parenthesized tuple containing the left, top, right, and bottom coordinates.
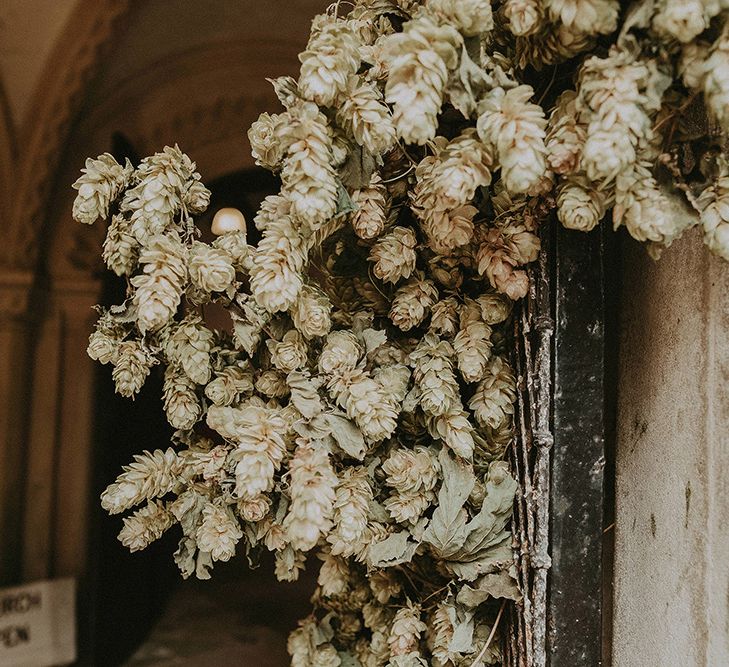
(422, 448, 476, 558)
(368, 530, 419, 567)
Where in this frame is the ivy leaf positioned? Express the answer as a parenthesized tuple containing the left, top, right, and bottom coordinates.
(422, 448, 476, 558)
(325, 411, 366, 460)
(368, 530, 419, 567)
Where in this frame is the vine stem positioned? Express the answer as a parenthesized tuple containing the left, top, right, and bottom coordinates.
(380, 165, 415, 183)
(470, 599, 507, 667)
(507, 222, 553, 667)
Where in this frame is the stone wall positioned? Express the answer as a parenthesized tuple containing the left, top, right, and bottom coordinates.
(614, 226, 729, 665)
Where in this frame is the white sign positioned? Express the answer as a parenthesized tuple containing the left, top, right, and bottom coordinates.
(0, 578, 76, 666)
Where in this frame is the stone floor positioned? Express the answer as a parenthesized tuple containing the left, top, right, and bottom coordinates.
(124, 557, 316, 666)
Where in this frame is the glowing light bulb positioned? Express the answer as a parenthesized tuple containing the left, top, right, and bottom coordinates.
(211, 207, 247, 236)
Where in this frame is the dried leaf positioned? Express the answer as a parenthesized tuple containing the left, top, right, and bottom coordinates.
(340, 145, 379, 190)
(363, 0, 408, 17)
(288, 370, 324, 419)
(336, 181, 358, 217)
(360, 327, 388, 354)
(173, 536, 197, 579)
(173, 535, 213, 580)
(457, 568, 522, 608)
(367, 530, 419, 567)
(448, 605, 475, 654)
(618, 0, 655, 45)
(292, 412, 332, 440)
(445, 538, 513, 581)
(446, 44, 494, 118)
(338, 652, 360, 667)
(170, 489, 206, 536)
(453, 461, 517, 559)
(325, 411, 366, 460)
(422, 448, 476, 558)
(267, 75, 300, 107)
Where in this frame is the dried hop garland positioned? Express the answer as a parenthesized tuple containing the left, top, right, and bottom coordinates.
(74, 0, 729, 664)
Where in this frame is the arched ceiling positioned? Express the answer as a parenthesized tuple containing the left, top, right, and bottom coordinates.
(0, 0, 328, 131)
(0, 0, 78, 129)
(0, 0, 329, 276)
(91, 0, 328, 95)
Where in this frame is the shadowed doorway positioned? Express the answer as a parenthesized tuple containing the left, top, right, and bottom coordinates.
(89, 162, 316, 665)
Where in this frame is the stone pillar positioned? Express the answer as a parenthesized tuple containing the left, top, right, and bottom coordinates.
(0, 270, 39, 584)
(22, 279, 100, 582)
(613, 227, 729, 665)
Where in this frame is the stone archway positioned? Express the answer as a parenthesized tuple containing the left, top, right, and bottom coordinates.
(0, 0, 326, 640)
(0, 0, 133, 585)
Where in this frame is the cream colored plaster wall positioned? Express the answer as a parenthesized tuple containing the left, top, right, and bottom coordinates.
(614, 226, 729, 666)
(0, 0, 77, 126)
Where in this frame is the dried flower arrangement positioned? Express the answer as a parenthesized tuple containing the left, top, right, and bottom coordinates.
(72, 0, 729, 664)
